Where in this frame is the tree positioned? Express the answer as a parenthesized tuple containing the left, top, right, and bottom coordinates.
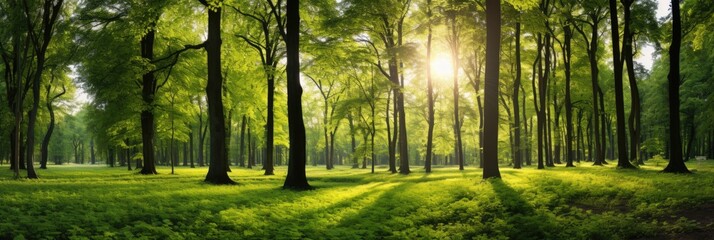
(662, 0, 690, 174)
(560, 15, 575, 168)
(233, 1, 285, 175)
(40, 71, 67, 169)
(425, 0, 435, 173)
(444, 0, 466, 171)
(200, 0, 235, 184)
(572, 0, 607, 165)
(482, 0, 501, 179)
(512, 14, 522, 169)
(341, 0, 412, 174)
(277, 0, 311, 190)
(608, 0, 636, 169)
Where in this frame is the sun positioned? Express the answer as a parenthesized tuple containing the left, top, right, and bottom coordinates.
(430, 55, 454, 80)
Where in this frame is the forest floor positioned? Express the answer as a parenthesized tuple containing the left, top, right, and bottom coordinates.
(1, 160, 714, 239)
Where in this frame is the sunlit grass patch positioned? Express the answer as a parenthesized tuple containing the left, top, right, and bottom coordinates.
(1, 161, 714, 239)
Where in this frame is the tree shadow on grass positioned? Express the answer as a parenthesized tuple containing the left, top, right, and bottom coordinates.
(488, 179, 558, 240)
(212, 181, 398, 239)
(328, 182, 412, 239)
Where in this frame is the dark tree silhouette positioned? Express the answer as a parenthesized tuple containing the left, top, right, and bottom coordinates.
(277, 0, 311, 190)
(609, 0, 636, 169)
(24, 0, 65, 179)
(139, 29, 158, 175)
(513, 21, 522, 169)
(201, 0, 235, 184)
(622, 0, 642, 165)
(663, 0, 690, 174)
(483, 0, 501, 179)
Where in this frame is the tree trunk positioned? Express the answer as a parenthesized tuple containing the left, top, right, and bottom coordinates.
(448, 13, 464, 171)
(396, 17, 410, 175)
(90, 139, 96, 164)
(198, 105, 207, 167)
(534, 34, 545, 170)
(139, 29, 158, 175)
(265, 72, 275, 175)
(224, 106, 232, 172)
(663, 0, 689, 173)
(477, 72, 484, 168)
(425, 0, 434, 173)
(189, 127, 195, 168)
(201, 1, 235, 184)
(349, 113, 358, 168)
(513, 22, 522, 169)
(282, 0, 311, 189)
(239, 115, 246, 167)
(522, 84, 531, 165)
(622, 0, 642, 165)
(563, 25, 575, 167)
(183, 142, 188, 166)
(599, 88, 608, 164)
(588, 22, 603, 165)
(482, 0, 501, 179)
(248, 122, 253, 169)
(609, 0, 635, 169)
(41, 83, 65, 169)
(387, 91, 397, 173)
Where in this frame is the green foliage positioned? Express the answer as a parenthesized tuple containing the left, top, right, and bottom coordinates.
(2, 163, 714, 239)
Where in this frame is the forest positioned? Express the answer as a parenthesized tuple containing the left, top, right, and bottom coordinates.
(2, 0, 714, 239)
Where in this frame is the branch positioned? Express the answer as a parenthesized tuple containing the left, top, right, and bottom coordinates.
(52, 84, 66, 101)
(356, 38, 390, 79)
(236, 34, 267, 64)
(155, 56, 176, 93)
(266, 0, 287, 41)
(150, 42, 205, 64)
(232, 6, 266, 24)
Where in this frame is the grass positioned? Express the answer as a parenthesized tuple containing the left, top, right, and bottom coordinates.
(1, 161, 714, 239)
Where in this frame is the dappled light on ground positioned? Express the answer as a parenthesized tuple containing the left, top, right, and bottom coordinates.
(2, 162, 714, 239)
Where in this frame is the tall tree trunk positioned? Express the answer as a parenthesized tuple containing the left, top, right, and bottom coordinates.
(586, 21, 603, 165)
(563, 25, 575, 167)
(522, 84, 530, 165)
(482, 0, 501, 179)
(387, 91, 397, 173)
(534, 34, 545, 169)
(513, 21, 522, 169)
(248, 121, 253, 169)
(139, 29, 158, 175)
(349, 113, 358, 168)
(90, 139, 95, 164)
(41, 82, 65, 169)
(183, 142, 188, 166)
(265, 72, 275, 175)
(448, 13, 464, 171)
(281, 0, 310, 189)
(24, 0, 64, 178)
(425, 0, 434, 173)
(599, 88, 608, 164)
(396, 18, 410, 175)
(198, 103, 207, 167)
(662, 0, 689, 173)
(609, 0, 635, 169)
(201, 1, 235, 184)
(189, 127, 195, 168)
(622, 0, 642, 165)
(224, 106, 232, 172)
(239, 115, 246, 167)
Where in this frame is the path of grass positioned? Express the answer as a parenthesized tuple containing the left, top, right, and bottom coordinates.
(1, 161, 714, 239)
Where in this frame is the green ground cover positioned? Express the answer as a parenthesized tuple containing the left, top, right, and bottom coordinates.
(1, 161, 714, 239)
